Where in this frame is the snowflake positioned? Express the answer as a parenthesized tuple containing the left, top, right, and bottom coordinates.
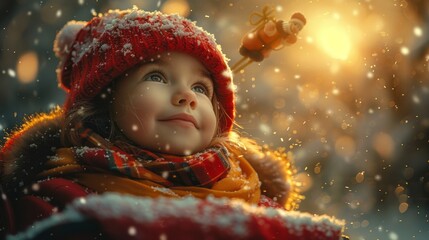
(8, 69, 16, 78)
(128, 226, 137, 236)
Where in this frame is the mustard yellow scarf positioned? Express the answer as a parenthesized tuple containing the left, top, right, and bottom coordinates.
(38, 145, 261, 204)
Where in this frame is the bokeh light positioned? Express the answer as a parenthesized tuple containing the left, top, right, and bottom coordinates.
(294, 172, 313, 192)
(161, 0, 190, 17)
(372, 132, 394, 159)
(16, 51, 38, 84)
(335, 135, 356, 158)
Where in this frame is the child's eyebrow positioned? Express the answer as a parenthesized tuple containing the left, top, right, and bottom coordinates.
(143, 58, 212, 80)
(196, 68, 212, 79)
(144, 59, 167, 67)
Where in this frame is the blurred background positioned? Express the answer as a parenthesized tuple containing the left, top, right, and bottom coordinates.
(1, 0, 428, 239)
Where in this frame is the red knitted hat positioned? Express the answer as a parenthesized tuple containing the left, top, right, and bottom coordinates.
(53, 8, 235, 133)
(290, 12, 306, 26)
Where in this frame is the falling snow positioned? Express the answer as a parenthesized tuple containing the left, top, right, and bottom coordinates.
(128, 226, 137, 236)
(7, 69, 16, 78)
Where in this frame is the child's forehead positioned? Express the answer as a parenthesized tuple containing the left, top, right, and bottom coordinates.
(138, 52, 211, 75)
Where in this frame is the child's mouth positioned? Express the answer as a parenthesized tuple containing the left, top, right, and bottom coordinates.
(159, 113, 198, 129)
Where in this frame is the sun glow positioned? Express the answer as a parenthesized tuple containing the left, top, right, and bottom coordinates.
(318, 24, 351, 60)
(304, 11, 361, 62)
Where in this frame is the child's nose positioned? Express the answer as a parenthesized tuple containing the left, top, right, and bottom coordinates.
(172, 87, 197, 109)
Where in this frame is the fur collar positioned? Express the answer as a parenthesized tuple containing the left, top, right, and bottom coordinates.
(0, 109, 64, 196)
(239, 137, 301, 210)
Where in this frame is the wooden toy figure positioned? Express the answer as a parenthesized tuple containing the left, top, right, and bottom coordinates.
(232, 8, 306, 74)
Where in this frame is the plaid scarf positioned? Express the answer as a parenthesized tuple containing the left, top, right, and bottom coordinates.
(75, 128, 231, 188)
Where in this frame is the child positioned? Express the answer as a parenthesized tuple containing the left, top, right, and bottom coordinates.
(0, 7, 345, 239)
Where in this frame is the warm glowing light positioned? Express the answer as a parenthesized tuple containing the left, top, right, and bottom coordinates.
(372, 132, 394, 159)
(274, 98, 286, 109)
(332, 12, 341, 20)
(355, 171, 365, 183)
(272, 112, 292, 130)
(399, 202, 408, 213)
(161, 0, 190, 17)
(294, 172, 313, 192)
(400, 46, 409, 55)
(314, 163, 321, 174)
(298, 84, 320, 106)
(307, 11, 359, 61)
(318, 25, 351, 60)
(329, 63, 340, 74)
(335, 135, 356, 158)
(17, 51, 39, 84)
(413, 27, 422, 37)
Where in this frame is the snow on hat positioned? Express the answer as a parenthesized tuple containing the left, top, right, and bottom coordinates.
(53, 7, 235, 133)
(289, 12, 306, 27)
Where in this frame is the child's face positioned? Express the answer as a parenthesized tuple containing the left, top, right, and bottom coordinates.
(112, 52, 217, 155)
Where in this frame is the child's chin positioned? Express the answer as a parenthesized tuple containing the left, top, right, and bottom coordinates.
(157, 139, 211, 156)
(142, 139, 209, 156)
(164, 145, 207, 156)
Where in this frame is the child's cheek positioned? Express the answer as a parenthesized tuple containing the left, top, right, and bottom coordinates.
(129, 88, 164, 112)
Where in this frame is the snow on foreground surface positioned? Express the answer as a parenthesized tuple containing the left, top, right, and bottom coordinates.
(8, 193, 345, 240)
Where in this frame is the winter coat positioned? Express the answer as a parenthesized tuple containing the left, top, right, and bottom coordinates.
(0, 109, 345, 240)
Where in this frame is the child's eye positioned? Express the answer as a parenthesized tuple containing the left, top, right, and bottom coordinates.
(144, 72, 166, 83)
(192, 83, 212, 98)
(192, 84, 207, 94)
